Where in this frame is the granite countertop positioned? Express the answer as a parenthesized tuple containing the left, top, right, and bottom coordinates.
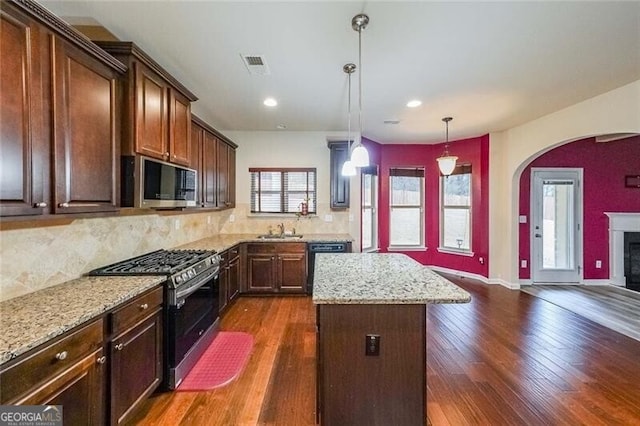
(0, 275, 165, 366)
(178, 233, 354, 252)
(312, 253, 471, 305)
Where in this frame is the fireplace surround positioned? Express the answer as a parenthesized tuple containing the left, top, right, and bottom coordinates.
(605, 212, 640, 287)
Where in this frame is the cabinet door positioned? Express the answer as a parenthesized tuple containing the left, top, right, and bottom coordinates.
(52, 37, 118, 214)
(228, 146, 236, 208)
(169, 89, 191, 166)
(218, 252, 229, 314)
(216, 140, 229, 208)
(202, 132, 218, 207)
(190, 122, 203, 205)
(228, 253, 240, 301)
(278, 253, 307, 292)
(110, 312, 162, 425)
(0, 7, 48, 216)
(16, 349, 106, 426)
(328, 141, 350, 209)
(246, 253, 276, 292)
(134, 62, 168, 161)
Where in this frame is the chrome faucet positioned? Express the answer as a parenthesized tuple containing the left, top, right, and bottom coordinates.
(277, 223, 284, 236)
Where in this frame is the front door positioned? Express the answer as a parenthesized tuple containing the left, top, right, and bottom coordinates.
(531, 168, 583, 283)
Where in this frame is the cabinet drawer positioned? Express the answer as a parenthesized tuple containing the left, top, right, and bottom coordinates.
(111, 286, 163, 335)
(228, 245, 240, 259)
(0, 318, 103, 403)
(246, 242, 306, 254)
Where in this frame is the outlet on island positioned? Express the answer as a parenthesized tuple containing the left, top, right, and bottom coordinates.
(365, 334, 380, 356)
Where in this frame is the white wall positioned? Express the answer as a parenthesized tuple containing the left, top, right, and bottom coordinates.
(489, 80, 640, 286)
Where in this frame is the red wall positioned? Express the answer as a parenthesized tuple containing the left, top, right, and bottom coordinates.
(367, 135, 490, 277)
(518, 135, 640, 280)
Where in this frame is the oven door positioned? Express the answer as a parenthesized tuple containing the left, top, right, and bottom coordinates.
(166, 265, 219, 388)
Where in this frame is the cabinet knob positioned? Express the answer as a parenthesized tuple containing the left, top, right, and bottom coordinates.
(139, 303, 149, 310)
(165, 152, 170, 158)
(115, 343, 124, 351)
(55, 351, 68, 361)
(96, 355, 107, 364)
(58, 202, 70, 208)
(34, 202, 47, 208)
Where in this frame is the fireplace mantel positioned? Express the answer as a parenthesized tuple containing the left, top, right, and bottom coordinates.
(604, 212, 640, 286)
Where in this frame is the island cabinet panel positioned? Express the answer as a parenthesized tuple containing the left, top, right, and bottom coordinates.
(0, 319, 106, 425)
(0, 6, 49, 216)
(52, 37, 119, 214)
(317, 304, 426, 426)
(108, 286, 163, 426)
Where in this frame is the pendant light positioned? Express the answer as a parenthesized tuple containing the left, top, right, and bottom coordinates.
(341, 63, 357, 177)
(350, 13, 370, 168)
(437, 117, 458, 176)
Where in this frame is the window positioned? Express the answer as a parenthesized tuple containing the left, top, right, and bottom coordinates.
(361, 166, 378, 252)
(389, 167, 425, 248)
(441, 165, 472, 251)
(250, 168, 316, 214)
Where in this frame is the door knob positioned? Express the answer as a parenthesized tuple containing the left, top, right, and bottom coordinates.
(535, 233, 542, 238)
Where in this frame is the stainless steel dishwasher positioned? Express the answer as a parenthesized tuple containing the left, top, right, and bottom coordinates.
(307, 242, 351, 294)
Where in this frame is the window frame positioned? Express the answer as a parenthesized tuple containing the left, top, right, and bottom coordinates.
(361, 166, 379, 252)
(249, 167, 317, 215)
(388, 167, 425, 250)
(439, 164, 473, 254)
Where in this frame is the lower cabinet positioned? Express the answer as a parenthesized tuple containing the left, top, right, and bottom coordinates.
(109, 287, 163, 425)
(219, 245, 241, 315)
(246, 243, 307, 293)
(0, 319, 106, 425)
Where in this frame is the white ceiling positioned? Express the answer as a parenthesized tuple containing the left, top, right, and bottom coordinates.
(40, 1, 640, 144)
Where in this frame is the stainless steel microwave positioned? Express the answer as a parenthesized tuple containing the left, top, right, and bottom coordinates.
(122, 156, 197, 208)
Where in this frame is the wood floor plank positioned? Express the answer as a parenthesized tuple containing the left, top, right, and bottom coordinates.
(127, 277, 640, 425)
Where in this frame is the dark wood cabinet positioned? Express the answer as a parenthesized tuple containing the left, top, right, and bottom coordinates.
(246, 243, 307, 293)
(0, 4, 49, 216)
(1, 1, 125, 218)
(95, 41, 197, 167)
(219, 245, 241, 315)
(109, 287, 163, 425)
(191, 115, 237, 209)
(52, 37, 119, 214)
(328, 141, 350, 209)
(0, 319, 106, 425)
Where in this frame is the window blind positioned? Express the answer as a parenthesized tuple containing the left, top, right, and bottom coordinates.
(249, 168, 316, 214)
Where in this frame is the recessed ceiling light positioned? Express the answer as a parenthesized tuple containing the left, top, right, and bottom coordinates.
(276, 124, 287, 129)
(406, 100, 422, 108)
(263, 97, 278, 107)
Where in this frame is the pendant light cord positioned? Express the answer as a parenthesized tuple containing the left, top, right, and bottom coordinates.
(358, 25, 363, 146)
(348, 69, 352, 152)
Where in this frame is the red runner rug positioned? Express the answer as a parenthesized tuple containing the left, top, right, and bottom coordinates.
(176, 331, 254, 391)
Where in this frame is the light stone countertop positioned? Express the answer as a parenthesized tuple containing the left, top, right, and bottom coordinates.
(0, 233, 352, 366)
(0, 275, 165, 365)
(177, 233, 354, 252)
(312, 253, 471, 304)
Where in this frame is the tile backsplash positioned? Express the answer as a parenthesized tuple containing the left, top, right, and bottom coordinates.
(0, 203, 351, 301)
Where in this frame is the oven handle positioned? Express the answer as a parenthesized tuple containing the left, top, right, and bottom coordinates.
(174, 265, 219, 306)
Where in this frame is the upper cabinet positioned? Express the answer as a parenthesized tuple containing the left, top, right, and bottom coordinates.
(328, 141, 350, 209)
(94, 41, 197, 167)
(0, 0, 125, 218)
(192, 115, 237, 209)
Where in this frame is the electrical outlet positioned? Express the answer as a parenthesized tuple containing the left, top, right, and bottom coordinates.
(595, 260, 602, 268)
(349, 214, 354, 222)
(324, 214, 333, 222)
(520, 259, 527, 268)
(207, 216, 211, 225)
(479, 257, 484, 264)
(174, 219, 180, 230)
(365, 334, 380, 356)
(519, 215, 527, 224)
(229, 214, 235, 223)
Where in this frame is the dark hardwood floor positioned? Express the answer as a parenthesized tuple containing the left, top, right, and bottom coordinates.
(128, 277, 640, 425)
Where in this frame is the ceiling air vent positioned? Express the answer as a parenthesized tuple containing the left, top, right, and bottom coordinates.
(241, 54, 270, 75)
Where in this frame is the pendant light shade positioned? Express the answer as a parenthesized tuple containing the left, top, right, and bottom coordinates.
(351, 144, 370, 167)
(437, 117, 457, 176)
(341, 160, 356, 176)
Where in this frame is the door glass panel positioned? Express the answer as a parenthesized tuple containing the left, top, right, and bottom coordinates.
(542, 180, 575, 270)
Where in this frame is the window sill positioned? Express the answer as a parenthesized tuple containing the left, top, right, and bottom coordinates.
(437, 247, 474, 257)
(247, 213, 317, 219)
(362, 247, 380, 253)
(388, 246, 426, 252)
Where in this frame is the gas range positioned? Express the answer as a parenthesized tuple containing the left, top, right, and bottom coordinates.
(89, 249, 221, 289)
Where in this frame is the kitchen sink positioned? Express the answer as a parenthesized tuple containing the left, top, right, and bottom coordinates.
(256, 234, 304, 240)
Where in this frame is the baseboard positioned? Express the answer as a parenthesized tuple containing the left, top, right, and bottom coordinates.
(488, 278, 521, 290)
(583, 279, 615, 286)
(428, 265, 489, 284)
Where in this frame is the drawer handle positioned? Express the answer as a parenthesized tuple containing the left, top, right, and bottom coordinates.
(139, 303, 149, 310)
(96, 356, 107, 364)
(58, 202, 70, 208)
(115, 343, 124, 351)
(34, 202, 47, 208)
(55, 351, 68, 361)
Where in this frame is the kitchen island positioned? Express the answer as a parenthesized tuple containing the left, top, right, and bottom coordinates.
(313, 253, 471, 426)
